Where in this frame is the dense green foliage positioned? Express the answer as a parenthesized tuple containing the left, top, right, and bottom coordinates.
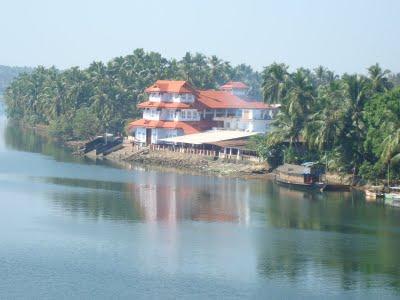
(260, 63, 400, 180)
(0, 65, 32, 94)
(4, 49, 261, 141)
(4, 49, 400, 180)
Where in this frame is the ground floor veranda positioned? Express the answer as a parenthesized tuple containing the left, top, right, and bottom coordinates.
(127, 139, 261, 163)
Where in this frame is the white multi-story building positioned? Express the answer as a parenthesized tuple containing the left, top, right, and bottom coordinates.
(128, 80, 279, 145)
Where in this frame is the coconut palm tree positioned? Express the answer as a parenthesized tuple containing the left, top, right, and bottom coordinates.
(367, 63, 393, 93)
(303, 80, 346, 151)
(262, 63, 289, 103)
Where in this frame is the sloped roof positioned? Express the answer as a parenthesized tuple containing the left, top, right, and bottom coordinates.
(197, 90, 269, 109)
(276, 164, 310, 175)
(137, 101, 193, 109)
(128, 119, 214, 135)
(210, 139, 253, 150)
(159, 130, 257, 145)
(143, 80, 272, 110)
(145, 80, 195, 94)
(220, 81, 248, 90)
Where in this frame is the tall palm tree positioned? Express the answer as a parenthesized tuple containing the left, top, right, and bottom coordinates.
(340, 74, 372, 166)
(314, 66, 337, 87)
(380, 126, 400, 164)
(367, 63, 393, 93)
(303, 80, 346, 151)
(262, 63, 289, 103)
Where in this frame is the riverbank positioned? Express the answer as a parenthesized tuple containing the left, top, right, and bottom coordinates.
(28, 123, 366, 183)
(27, 124, 269, 179)
(105, 143, 269, 178)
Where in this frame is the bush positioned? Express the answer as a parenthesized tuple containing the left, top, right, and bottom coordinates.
(72, 107, 101, 140)
(48, 115, 73, 140)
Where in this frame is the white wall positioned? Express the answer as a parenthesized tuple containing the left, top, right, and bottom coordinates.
(135, 127, 183, 144)
(143, 109, 160, 120)
(143, 108, 200, 121)
(149, 92, 162, 102)
(135, 127, 147, 143)
(175, 109, 200, 121)
(152, 128, 183, 144)
(241, 109, 276, 120)
(221, 118, 269, 133)
(149, 92, 194, 103)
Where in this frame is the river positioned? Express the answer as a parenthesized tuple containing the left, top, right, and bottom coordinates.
(0, 102, 399, 299)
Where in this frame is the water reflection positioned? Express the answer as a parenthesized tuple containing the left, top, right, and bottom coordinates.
(36, 173, 400, 291)
(4, 120, 109, 166)
(41, 176, 251, 224)
(2, 103, 400, 297)
(257, 181, 400, 291)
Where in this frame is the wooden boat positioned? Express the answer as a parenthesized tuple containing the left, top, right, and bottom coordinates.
(275, 163, 326, 191)
(385, 187, 400, 207)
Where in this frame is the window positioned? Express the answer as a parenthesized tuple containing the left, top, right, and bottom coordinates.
(164, 93, 172, 101)
(187, 111, 192, 119)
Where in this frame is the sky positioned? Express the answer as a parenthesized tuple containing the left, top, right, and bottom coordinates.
(1, 0, 399, 74)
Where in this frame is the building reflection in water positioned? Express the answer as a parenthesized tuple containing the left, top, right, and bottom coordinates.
(127, 174, 251, 224)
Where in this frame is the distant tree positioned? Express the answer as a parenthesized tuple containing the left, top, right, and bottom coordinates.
(72, 107, 101, 140)
(367, 63, 393, 93)
(262, 63, 289, 103)
(5, 49, 262, 136)
(0, 65, 33, 94)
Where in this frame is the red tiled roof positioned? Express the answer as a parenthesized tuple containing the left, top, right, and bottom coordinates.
(142, 80, 271, 110)
(197, 90, 269, 109)
(220, 81, 248, 90)
(128, 119, 215, 135)
(137, 101, 193, 109)
(145, 80, 195, 94)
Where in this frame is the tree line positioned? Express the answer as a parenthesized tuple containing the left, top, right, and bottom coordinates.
(257, 63, 400, 179)
(4, 48, 400, 179)
(4, 49, 261, 139)
(0, 65, 33, 94)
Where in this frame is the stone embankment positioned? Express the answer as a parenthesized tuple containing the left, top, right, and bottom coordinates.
(104, 144, 269, 178)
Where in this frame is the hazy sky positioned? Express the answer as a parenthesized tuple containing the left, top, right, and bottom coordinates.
(1, 0, 399, 74)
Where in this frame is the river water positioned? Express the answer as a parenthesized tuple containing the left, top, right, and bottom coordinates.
(0, 102, 400, 299)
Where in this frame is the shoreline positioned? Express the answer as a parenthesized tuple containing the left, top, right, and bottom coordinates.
(28, 123, 365, 185)
(105, 146, 271, 179)
(30, 124, 272, 180)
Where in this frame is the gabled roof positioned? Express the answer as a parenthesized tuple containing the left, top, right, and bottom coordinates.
(197, 90, 269, 109)
(143, 80, 272, 110)
(220, 81, 248, 90)
(128, 119, 214, 135)
(145, 80, 195, 94)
